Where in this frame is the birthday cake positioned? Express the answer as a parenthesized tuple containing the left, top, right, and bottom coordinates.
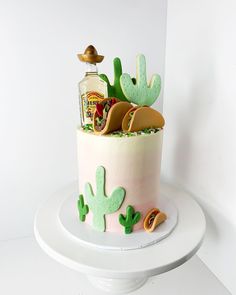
(77, 45, 166, 235)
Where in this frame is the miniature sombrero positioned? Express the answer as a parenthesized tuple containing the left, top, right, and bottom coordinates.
(77, 45, 104, 64)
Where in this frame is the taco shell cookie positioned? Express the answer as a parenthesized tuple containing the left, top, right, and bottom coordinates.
(122, 106, 165, 132)
(93, 98, 132, 135)
(143, 208, 167, 233)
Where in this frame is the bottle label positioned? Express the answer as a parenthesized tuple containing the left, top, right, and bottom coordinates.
(81, 91, 104, 125)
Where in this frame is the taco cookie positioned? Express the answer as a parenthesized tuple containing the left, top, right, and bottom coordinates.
(143, 208, 167, 233)
(122, 106, 165, 132)
(93, 98, 132, 135)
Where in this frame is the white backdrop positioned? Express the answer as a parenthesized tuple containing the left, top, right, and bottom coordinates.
(0, 0, 167, 241)
(163, 0, 236, 293)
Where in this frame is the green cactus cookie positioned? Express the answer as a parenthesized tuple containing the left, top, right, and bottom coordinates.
(119, 205, 141, 234)
(120, 54, 161, 106)
(77, 194, 89, 222)
(100, 57, 129, 102)
(85, 166, 125, 232)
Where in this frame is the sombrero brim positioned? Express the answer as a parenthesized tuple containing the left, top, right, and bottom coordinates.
(77, 54, 104, 63)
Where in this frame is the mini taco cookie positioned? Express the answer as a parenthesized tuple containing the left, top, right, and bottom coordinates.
(93, 98, 132, 135)
(143, 208, 167, 233)
(122, 106, 165, 132)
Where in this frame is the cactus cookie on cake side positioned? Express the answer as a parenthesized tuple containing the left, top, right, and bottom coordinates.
(85, 166, 126, 232)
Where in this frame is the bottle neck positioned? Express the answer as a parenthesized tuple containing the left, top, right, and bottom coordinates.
(85, 62, 98, 75)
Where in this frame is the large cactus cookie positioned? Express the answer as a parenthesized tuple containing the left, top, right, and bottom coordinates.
(85, 166, 125, 232)
(120, 54, 161, 106)
(100, 57, 129, 101)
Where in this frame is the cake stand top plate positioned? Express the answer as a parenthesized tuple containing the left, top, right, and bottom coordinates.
(34, 182, 206, 279)
(59, 193, 178, 251)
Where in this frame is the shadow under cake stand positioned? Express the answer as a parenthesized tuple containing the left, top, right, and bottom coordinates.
(34, 182, 206, 294)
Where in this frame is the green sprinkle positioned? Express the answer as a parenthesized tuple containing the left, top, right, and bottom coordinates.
(109, 128, 161, 137)
(82, 125, 161, 136)
(82, 124, 93, 132)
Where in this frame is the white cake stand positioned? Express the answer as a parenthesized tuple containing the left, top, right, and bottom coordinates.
(34, 182, 206, 294)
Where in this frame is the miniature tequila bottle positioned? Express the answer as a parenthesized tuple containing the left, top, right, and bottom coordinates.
(77, 45, 107, 126)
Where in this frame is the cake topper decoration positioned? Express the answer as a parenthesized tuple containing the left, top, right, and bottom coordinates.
(77, 194, 89, 222)
(85, 166, 126, 232)
(77, 45, 107, 127)
(122, 106, 165, 132)
(143, 208, 167, 233)
(100, 57, 129, 101)
(120, 54, 161, 106)
(119, 205, 141, 234)
(77, 45, 104, 64)
(93, 98, 132, 135)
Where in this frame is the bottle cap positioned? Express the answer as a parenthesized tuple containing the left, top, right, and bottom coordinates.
(77, 45, 104, 64)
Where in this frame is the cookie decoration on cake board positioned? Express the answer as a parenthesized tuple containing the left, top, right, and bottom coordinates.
(119, 205, 141, 234)
(77, 194, 89, 222)
(143, 208, 167, 233)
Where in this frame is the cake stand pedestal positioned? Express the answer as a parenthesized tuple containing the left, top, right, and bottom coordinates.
(34, 182, 206, 294)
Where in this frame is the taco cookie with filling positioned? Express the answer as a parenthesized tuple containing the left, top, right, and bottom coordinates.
(93, 98, 132, 135)
(122, 106, 165, 132)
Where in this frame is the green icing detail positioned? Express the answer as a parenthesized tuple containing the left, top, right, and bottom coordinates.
(77, 194, 89, 222)
(120, 54, 161, 106)
(119, 205, 141, 234)
(100, 57, 129, 102)
(85, 166, 125, 232)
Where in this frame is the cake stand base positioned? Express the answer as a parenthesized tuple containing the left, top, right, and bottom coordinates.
(87, 275, 147, 294)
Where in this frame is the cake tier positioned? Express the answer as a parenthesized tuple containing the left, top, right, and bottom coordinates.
(77, 129, 163, 233)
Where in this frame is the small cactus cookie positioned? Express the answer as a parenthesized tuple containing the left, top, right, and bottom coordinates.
(119, 205, 141, 234)
(120, 54, 161, 106)
(77, 194, 89, 222)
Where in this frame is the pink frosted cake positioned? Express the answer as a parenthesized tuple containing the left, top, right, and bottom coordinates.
(77, 50, 166, 235)
(78, 129, 163, 233)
